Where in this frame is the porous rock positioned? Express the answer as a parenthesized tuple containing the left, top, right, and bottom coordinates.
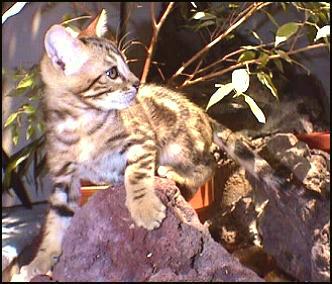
(250, 133, 330, 281)
(49, 177, 262, 282)
(216, 133, 330, 281)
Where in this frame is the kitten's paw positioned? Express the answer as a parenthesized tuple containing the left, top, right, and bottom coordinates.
(157, 165, 169, 178)
(12, 254, 55, 282)
(11, 262, 50, 282)
(157, 166, 185, 185)
(127, 193, 166, 230)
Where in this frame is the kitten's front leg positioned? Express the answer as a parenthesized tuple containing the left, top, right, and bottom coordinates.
(125, 142, 166, 230)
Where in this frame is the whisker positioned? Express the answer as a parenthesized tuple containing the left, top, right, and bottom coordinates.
(122, 40, 148, 55)
(115, 21, 121, 46)
(118, 31, 133, 52)
(121, 38, 135, 53)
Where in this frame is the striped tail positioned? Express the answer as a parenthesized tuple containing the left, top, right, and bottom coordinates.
(211, 120, 285, 193)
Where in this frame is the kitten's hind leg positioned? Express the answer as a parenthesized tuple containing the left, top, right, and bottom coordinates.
(14, 181, 79, 281)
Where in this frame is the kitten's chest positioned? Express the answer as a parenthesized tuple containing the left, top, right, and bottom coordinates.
(78, 138, 127, 184)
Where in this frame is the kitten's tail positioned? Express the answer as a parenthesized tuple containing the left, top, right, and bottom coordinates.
(210, 119, 284, 192)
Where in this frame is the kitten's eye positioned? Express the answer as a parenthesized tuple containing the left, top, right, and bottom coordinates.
(106, 67, 119, 79)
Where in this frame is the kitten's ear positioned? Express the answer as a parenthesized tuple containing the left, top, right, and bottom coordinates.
(78, 9, 108, 38)
(44, 25, 89, 76)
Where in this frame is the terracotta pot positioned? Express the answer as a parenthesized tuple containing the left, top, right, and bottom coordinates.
(79, 184, 110, 206)
(79, 179, 215, 212)
(295, 131, 330, 153)
(189, 178, 215, 210)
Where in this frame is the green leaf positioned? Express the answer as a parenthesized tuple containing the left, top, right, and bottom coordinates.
(16, 73, 35, 89)
(263, 10, 279, 28)
(257, 72, 278, 99)
(3, 169, 12, 190)
(257, 52, 270, 67)
(228, 3, 239, 9)
(5, 152, 31, 187)
(242, 94, 266, 124)
(206, 83, 234, 110)
(275, 50, 293, 64)
(280, 2, 287, 11)
(192, 12, 216, 20)
(12, 127, 19, 146)
(4, 113, 18, 128)
(251, 30, 263, 43)
(195, 20, 215, 30)
(5, 88, 26, 97)
(21, 104, 36, 114)
(275, 22, 299, 46)
(35, 155, 47, 179)
(26, 124, 35, 141)
(17, 146, 36, 177)
(36, 122, 45, 134)
(232, 69, 250, 93)
(315, 25, 330, 41)
(9, 136, 44, 165)
(274, 59, 284, 73)
(193, 11, 205, 19)
(305, 24, 318, 43)
(238, 50, 256, 62)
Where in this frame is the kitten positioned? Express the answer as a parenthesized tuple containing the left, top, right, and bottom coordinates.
(15, 10, 281, 281)
(14, 10, 217, 280)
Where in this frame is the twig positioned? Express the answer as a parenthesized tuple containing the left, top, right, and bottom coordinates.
(181, 42, 327, 87)
(168, 2, 272, 83)
(290, 10, 308, 51)
(196, 42, 274, 76)
(140, 2, 175, 84)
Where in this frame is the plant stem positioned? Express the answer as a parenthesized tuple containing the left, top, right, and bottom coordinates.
(140, 2, 174, 84)
(169, 2, 272, 83)
(181, 43, 327, 87)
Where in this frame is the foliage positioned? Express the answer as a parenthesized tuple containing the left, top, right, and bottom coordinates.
(2, 66, 46, 194)
(170, 2, 330, 122)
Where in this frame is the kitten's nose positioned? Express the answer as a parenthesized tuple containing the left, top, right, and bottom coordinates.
(133, 80, 140, 90)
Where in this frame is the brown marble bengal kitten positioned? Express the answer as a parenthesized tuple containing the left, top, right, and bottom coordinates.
(15, 10, 283, 281)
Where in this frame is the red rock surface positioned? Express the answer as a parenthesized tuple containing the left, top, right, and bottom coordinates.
(48, 177, 262, 282)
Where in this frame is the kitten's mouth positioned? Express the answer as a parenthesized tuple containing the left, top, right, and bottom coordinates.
(85, 89, 137, 101)
(119, 90, 137, 103)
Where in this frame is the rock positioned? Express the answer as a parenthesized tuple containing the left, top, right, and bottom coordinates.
(30, 275, 54, 282)
(250, 133, 330, 281)
(50, 177, 262, 282)
(215, 133, 330, 281)
(311, 221, 330, 281)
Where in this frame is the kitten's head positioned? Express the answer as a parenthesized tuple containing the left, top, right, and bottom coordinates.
(41, 9, 139, 110)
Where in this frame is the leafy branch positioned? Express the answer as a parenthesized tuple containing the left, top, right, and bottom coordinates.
(181, 42, 328, 87)
(168, 2, 272, 85)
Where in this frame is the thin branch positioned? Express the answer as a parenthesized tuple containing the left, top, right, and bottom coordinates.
(140, 2, 175, 84)
(289, 57, 311, 75)
(198, 43, 273, 76)
(168, 2, 272, 83)
(181, 43, 327, 87)
(290, 9, 308, 51)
